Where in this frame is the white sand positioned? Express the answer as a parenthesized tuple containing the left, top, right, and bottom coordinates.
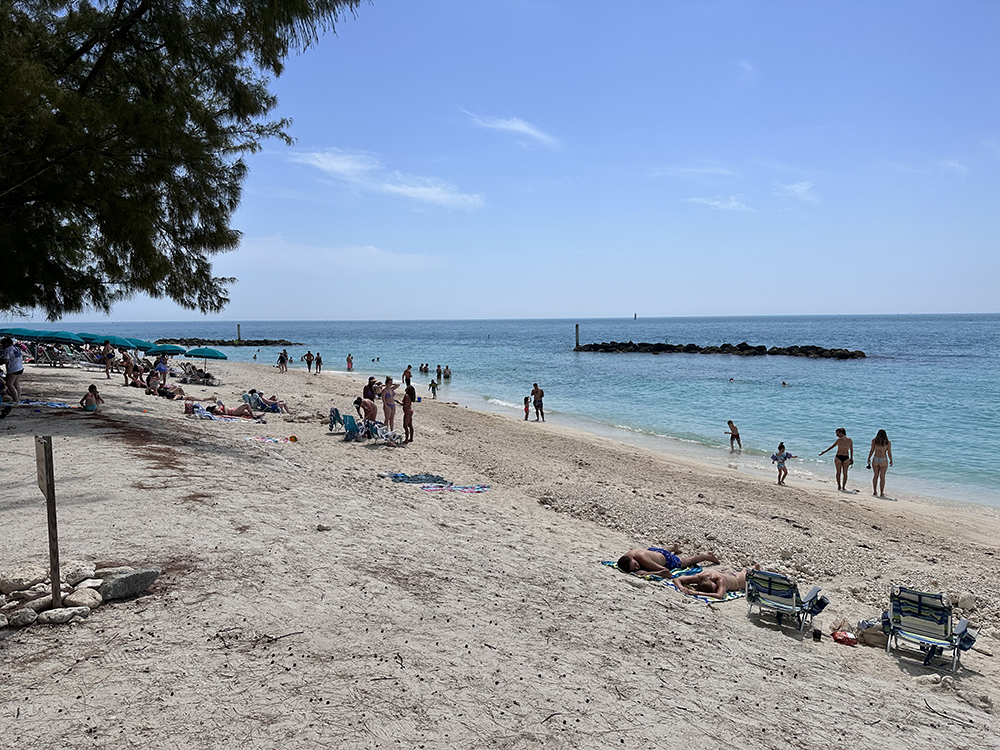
(1, 361, 998, 748)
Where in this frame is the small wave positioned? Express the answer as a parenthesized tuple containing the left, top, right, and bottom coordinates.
(486, 397, 520, 409)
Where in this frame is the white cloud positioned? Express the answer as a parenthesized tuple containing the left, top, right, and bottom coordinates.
(685, 195, 751, 211)
(464, 111, 561, 148)
(289, 148, 483, 210)
(940, 159, 967, 174)
(737, 59, 759, 82)
(774, 180, 818, 204)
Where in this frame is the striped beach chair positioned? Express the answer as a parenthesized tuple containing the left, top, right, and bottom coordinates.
(746, 570, 826, 632)
(886, 587, 970, 672)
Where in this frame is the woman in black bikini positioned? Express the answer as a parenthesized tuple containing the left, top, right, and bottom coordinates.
(819, 427, 854, 491)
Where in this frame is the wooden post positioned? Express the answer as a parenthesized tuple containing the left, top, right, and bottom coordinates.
(237, 324, 241, 342)
(575, 323, 580, 348)
(35, 436, 61, 608)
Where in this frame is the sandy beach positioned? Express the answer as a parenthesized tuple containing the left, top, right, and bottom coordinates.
(2, 360, 999, 749)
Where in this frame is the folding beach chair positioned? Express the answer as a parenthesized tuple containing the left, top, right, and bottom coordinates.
(885, 587, 972, 672)
(329, 407, 345, 432)
(341, 414, 363, 441)
(746, 570, 827, 632)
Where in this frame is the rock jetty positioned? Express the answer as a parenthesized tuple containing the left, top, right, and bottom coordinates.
(575, 341, 865, 358)
(157, 338, 302, 347)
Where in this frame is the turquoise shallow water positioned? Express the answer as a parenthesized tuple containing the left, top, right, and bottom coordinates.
(27, 314, 1000, 507)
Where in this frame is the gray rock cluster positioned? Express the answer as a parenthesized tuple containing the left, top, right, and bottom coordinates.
(575, 340, 866, 358)
(0, 562, 160, 631)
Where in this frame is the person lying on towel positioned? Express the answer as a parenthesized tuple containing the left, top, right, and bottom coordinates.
(617, 545, 720, 577)
(672, 567, 757, 600)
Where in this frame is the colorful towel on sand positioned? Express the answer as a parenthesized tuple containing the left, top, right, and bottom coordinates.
(243, 436, 297, 444)
(191, 403, 264, 423)
(391, 473, 451, 485)
(420, 484, 491, 493)
(16, 400, 72, 409)
(601, 560, 702, 580)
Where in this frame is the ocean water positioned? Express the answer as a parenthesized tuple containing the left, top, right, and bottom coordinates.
(26, 315, 1000, 507)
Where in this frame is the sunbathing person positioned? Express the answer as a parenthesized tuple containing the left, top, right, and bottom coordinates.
(672, 567, 755, 600)
(617, 545, 720, 577)
(206, 400, 256, 418)
(249, 389, 291, 413)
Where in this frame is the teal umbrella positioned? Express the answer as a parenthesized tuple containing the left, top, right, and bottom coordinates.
(128, 338, 155, 351)
(40, 331, 85, 345)
(5, 328, 45, 341)
(76, 332, 103, 343)
(97, 334, 135, 349)
(146, 344, 188, 356)
(184, 347, 227, 370)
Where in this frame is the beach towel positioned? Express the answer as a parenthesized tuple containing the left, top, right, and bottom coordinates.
(391, 473, 451, 485)
(601, 560, 702, 580)
(191, 403, 263, 423)
(420, 484, 491, 493)
(16, 400, 72, 409)
(243, 436, 298, 444)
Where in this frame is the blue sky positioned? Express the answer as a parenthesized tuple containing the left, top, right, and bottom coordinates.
(31, 1, 1000, 322)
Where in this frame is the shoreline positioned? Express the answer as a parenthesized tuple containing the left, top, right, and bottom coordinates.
(2, 360, 998, 746)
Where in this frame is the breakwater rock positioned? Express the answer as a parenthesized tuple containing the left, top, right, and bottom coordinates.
(575, 341, 865, 358)
(156, 338, 303, 347)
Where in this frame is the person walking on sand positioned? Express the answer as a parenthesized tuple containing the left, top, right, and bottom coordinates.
(726, 420, 741, 449)
(315, 352, 322, 374)
(402, 365, 412, 387)
(617, 545, 720, 576)
(304, 351, 314, 373)
(79, 384, 105, 412)
(102, 340, 115, 379)
(531, 383, 545, 422)
(346, 353, 353, 371)
(820, 427, 854, 491)
(402, 384, 416, 443)
(771, 442, 797, 485)
(524, 396, 530, 421)
(867, 429, 893, 497)
(1, 336, 25, 408)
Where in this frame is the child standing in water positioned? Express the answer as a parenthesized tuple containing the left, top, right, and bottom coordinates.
(725, 420, 741, 449)
(523, 396, 530, 421)
(771, 442, 796, 485)
(428, 380, 438, 399)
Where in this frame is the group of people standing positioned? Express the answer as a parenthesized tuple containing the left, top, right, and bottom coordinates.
(357, 372, 417, 443)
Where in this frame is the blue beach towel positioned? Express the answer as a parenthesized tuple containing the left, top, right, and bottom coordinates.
(601, 560, 703, 580)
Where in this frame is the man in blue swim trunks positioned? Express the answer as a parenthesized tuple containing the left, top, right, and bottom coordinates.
(617, 545, 720, 576)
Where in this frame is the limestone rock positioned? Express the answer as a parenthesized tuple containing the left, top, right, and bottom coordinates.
(9, 609, 37, 627)
(94, 566, 135, 579)
(0, 614, 7, 628)
(0, 566, 48, 595)
(10, 589, 47, 602)
(36, 607, 91, 625)
(74, 578, 104, 590)
(99, 567, 160, 600)
(63, 588, 103, 609)
(25, 595, 53, 612)
(958, 592, 977, 611)
(63, 563, 96, 586)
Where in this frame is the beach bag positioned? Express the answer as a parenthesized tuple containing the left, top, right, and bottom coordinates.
(184, 402, 194, 415)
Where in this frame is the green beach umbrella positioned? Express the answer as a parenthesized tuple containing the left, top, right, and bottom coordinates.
(75, 332, 103, 343)
(97, 334, 135, 349)
(184, 347, 227, 370)
(40, 331, 85, 345)
(146, 344, 188, 356)
(5, 328, 45, 341)
(128, 338, 155, 351)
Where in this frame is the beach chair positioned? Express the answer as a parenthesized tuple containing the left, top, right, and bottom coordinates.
(365, 420, 403, 446)
(342, 414, 363, 441)
(329, 407, 345, 432)
(746, 570, 827, 632)
(885, 587, 972, 672)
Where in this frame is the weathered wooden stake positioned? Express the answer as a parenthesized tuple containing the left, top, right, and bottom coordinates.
(35, 436, 61, 608)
